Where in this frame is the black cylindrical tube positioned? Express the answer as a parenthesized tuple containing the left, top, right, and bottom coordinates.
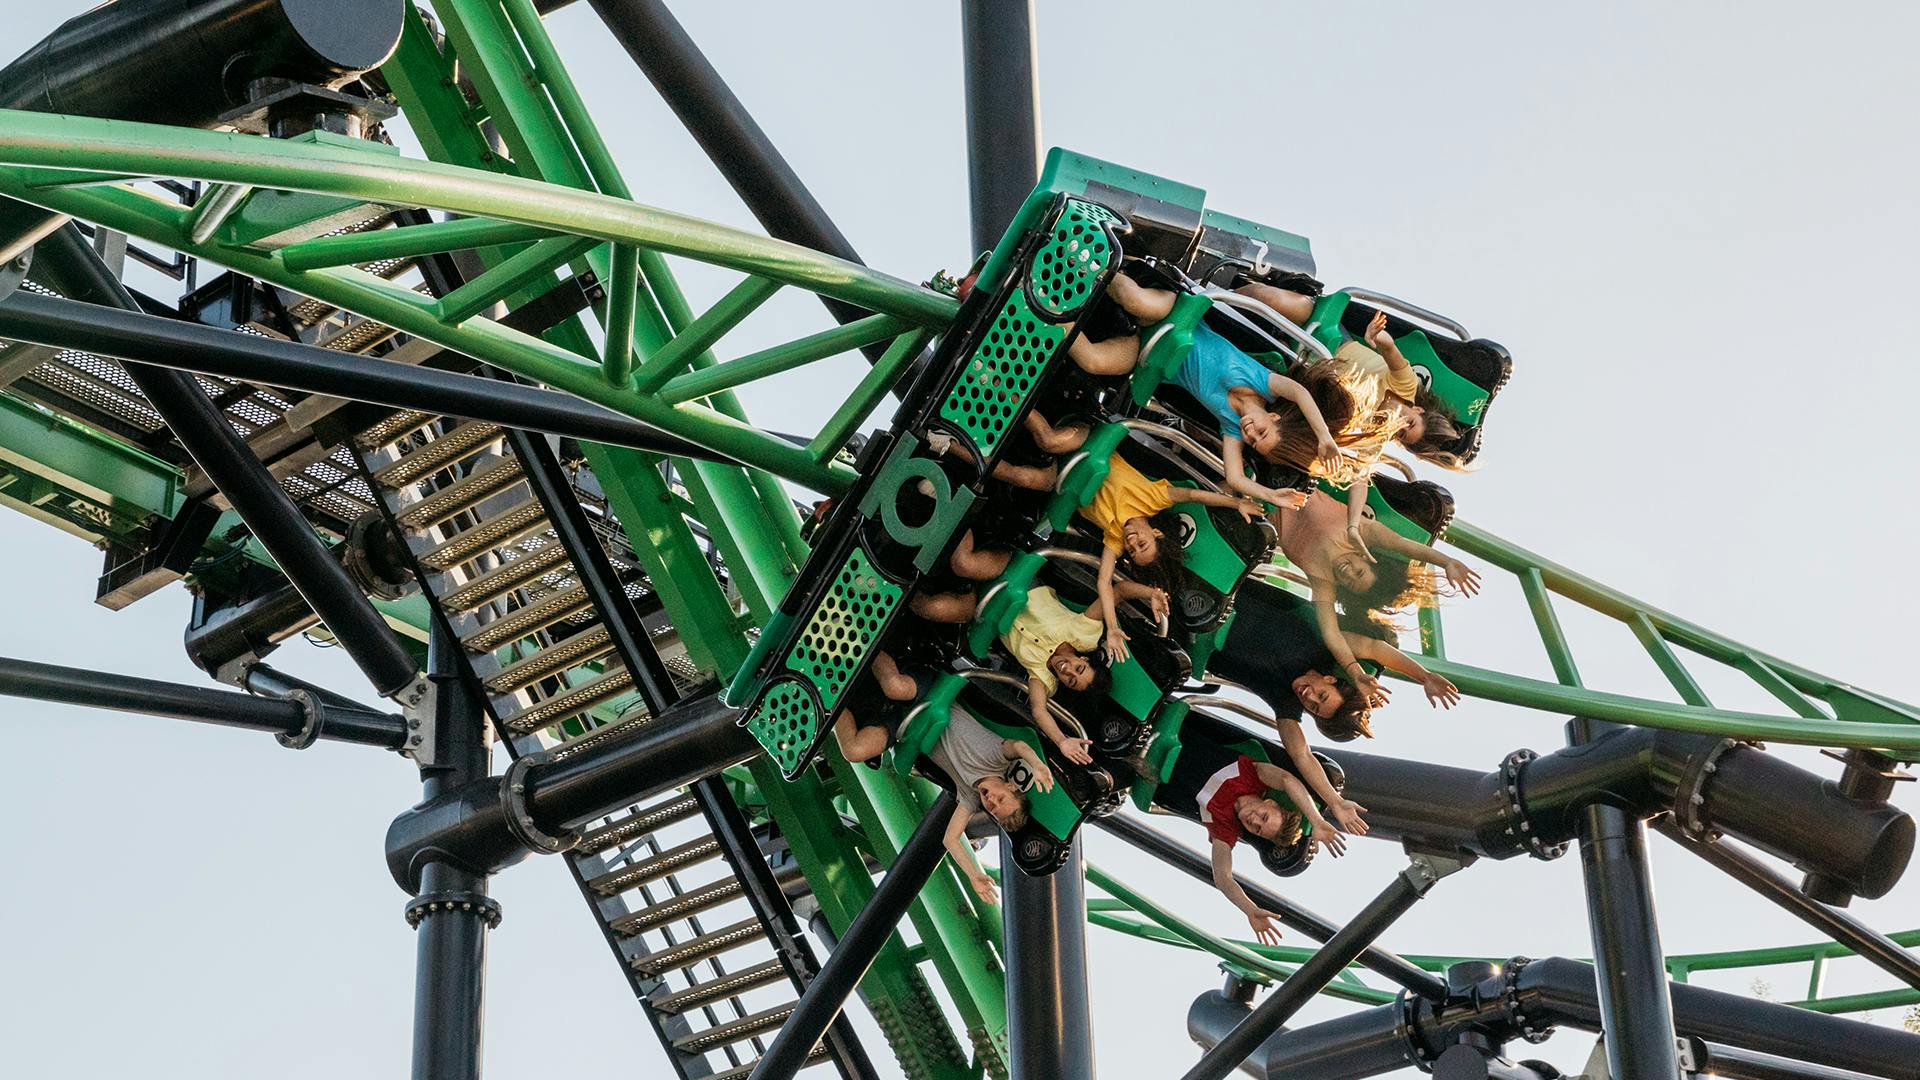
(1316, 749, 1514, 861)
(241, 661, 401, 737)
(749, 791, 957, 1080)
(1187, 992, 1419, 1080)
(1703, 744, 1912, 901)
(33, 227, 421, 697)
(1095, 813, 1447, 1001)
(1184, 871, 1429, 1080)
(0, 290, 716, 460)
(962, 0, 1042, 254)
(0, 655, 406, 748)
(0, 0, 405, 127)
(1686, 1039, 1881, 1080)
(1656, 822, 1920, 993)
(1003, 838, 1096, 1080)
(1518, 957, 1920, 1079)
(1577, 804, 1680, 1080)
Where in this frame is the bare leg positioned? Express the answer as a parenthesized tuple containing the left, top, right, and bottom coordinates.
(990, 458, 1057, 491)
(910, 590, 978, 624)
(833, 710, 891, 764)
(950, 529, 1012, 581)
(870, 649, 917, 700)
(1236, 282, 1315, 325)
(1026, 411, 1090, 454)
(1068, 331, 1141, 377)
(1107, 273, 1177, 322)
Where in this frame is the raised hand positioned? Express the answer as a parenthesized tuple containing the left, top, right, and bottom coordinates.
(1315, 821, 1349, 857)
(1029, 759, 1056, 792)
(969, 871, 1000, 906)
(1330, 798, 1370, 836)
(1235, 497, 1263, 522)
(1366, 310, 1393, 351)
(1103, 625, 1131, 664)
(1316, 436, 1343, 474)
(1444, 558, 1482, 597)
(1423, 672, 1460, 709)
(1055, 735, 1094, 765)
(1248, 909, 1284, 947)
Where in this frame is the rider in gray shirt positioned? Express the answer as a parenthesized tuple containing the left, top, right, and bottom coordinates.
(926, 706, 1055, 906)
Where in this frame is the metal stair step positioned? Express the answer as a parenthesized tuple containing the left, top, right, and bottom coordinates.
(671, 1002, 795, 1055)
(438, 543, 573, 613)
(588, 836, 722, 896)
(578, 795, 703, 856)
(485, 624, 613, 695)
(609, 877, 744, 936)
(649, 959, 789, 1016)
(706, 1049, 830, 1080)
(355, 409, 435, 450)
(628, 916, 767, 977)
(417, 500, 551, 572)
(460, 582, 589, 653)
(395, 456, 526, 530)
(374, 420, 503, 487)
(501, 664, 633, 733)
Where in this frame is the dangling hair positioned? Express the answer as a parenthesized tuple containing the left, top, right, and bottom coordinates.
(1238, 365, 1405, 487)
(1341, 552, 1451, 633)
(1122, 509, 1189, 598)
(1402, 386, 1470, 470)
(1315, 690, 1375, 742)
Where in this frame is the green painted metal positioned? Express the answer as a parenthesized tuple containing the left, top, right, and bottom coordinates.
(658, 312, 909, 405)
(602, 245, 640, 388)
(631, 274, 784, 394)
(0, 389, 181, 541)
(808, 327, 933, 463)
(277, 216, 556, 271)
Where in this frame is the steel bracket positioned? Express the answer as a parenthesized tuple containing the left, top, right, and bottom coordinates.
(395, 672, 436, 765)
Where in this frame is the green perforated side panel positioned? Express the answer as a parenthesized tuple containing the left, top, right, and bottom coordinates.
(939, 288, 1065, 459)
(1028, 200, 1118, 318)
(746, 681, 819, 776)
(785, 545, 902, 710)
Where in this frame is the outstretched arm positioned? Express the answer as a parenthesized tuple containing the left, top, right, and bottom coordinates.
(1221, 436, 1306, 509)
(1364, 311, 1414, 381)
(1350, 633, 1459, 709)
(1272, 721, 1366, 835)
(1004, 738, 1055, 792)
(1026, 677, 1093, 764)
(1097, 546, 1130, 663)
(1344, 476, 1375, 563)
(1266, 373, 1342, 473)
(1168, 485, 1264, 521)
(1358, 521, 1482, 597)
(1312, 584, 1384, 704)
(1211, 839, 1283, 945)
(1252, 760, 1352, 854)
(945, 802, 998, 904)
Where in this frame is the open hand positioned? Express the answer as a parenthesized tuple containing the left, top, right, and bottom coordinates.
(1029, 758, 1056, 792)
(1330, 798, 1370, 836)
(1423, 672, 1460, 709)
(1366, 310, 1393, 351)
(1444, 559, 1482, 597)
(1055, 735, 1094, 765)
(1346, 523, 1377, 563)
(1314, 822, 1349, 857)
(1234, 497, 1263, 522)
(1268, 487, 1309, 511)
(969, 872, 1000, 905)
(1352, 668, 1387, 708)
(1247, 909, 1284, 947)
(1103, 625, 1131, 665)
(1316, 436, 1343, 474)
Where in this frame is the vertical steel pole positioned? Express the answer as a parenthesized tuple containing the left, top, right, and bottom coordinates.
(1569, 718, 1681, 1080)
(407, 619, 497, 1080)
(962, 4, 1091, 1076)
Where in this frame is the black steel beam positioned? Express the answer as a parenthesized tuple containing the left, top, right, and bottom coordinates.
(1094, 813, 1448, 1001)
(1002, 836, 1095, 1080)
(408, 619, 496, 1080)
(1655, 821, 1920, 994)
(747, 791, 958, 1080)
(0, 654, 406, 749)
(1182, 859, 1446, 1080)
(383, 691, 755, 890)
(0, 289, 722, 460)
(962, 0, 1042, 253)
(1682, 1038, 1879, 1080)
(31, 226, 421, 698)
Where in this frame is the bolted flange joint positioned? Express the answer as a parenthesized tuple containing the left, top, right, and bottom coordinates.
(273, 688, 324, 750)
(405, 890, 502, 931)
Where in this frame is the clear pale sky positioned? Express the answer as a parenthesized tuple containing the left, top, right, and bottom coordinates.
(2, 2, 1917, 1078)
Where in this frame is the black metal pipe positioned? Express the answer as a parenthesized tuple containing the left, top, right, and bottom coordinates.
(1655, 821, 1920, 994)
(583, 0, 882, 353)
(1183, 862, 1441, 1080)
(1002, 836, 1096, 1080)
(1577, 802, 1680, 1079)
(0, 290, 720, 460)
(408, 620, 495, 1080)
(0, 654, 407, 749)
(1095, 813, 1448, 1001)
(32, 225, 422, 698)
(1683, 1038, 1880, 1080)
(748, 791, 958, 1080)
(1186, 987, 1416, 1080)
(1322, 727, 1913, 899)
(383, 691, 754, 890)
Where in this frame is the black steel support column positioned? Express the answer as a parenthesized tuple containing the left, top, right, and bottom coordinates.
(748, 791, 958, 1080)
(1570, 718, 1680, 1080)
(1680, 1038, 1880, 1080)
(1182, 858, 1450, 1080)
(31, 227, 421, 698)
(1002, 836, 1095, 1080)
(407, 620, 497, 1080)
(1655, 821, 1920, 993)
(1095, 814, 1447, 1001)
(0, 655, 407, 749)
(961, 8, 1090, 1075)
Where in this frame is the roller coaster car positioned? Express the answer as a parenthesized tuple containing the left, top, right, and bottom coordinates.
(1133, 704, 1347, 878)
(727, 186, 1133, 777)
(1306, 289, 1512, 466)
(893, 672, 1119, 876)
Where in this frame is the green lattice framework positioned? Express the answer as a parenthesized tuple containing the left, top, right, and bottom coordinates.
(0, 0, 1912, 1066)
